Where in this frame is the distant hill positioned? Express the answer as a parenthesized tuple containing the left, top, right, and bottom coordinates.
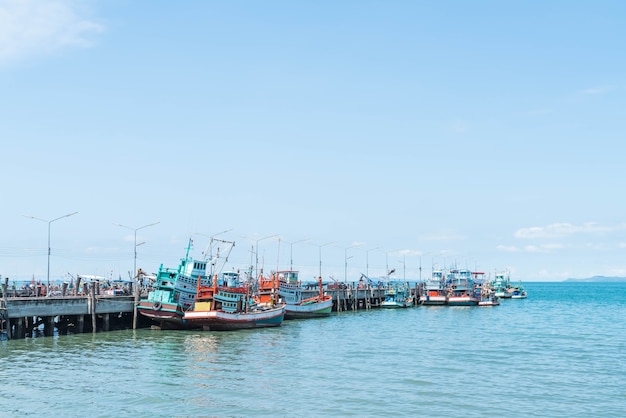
(564, 276, 626, 283)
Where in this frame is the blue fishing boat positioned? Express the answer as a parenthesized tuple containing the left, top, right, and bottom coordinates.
(381, 281, 413, 308)
(511, 281, 528, 299)
(492, 271, 514, 298)
(137, 237, 234, 329)
(477, 280, 500, 306)
(446, 269, 481, 306)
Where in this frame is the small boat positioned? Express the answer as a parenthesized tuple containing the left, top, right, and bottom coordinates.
(420, 270, 448, 306)
(277, 272, 333, 319)
(183, 271, 285, 331)
(511, 281, 528, 299)
(381, 281, 413, 308)
(137, 237, 234, 330)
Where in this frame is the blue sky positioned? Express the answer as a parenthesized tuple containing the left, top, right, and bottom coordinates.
(1, 0, 625, 283)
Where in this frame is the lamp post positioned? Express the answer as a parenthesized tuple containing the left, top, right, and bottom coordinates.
(23, 211, 78, 288)
(287, 238, 309, 271)
(365, 247, 379, 279)
(385, 249, 399, 277)
(252, 234, 278, 279)
(114, 221, 160, 279)
(342, 243, 362, 282)
(317, 241, 336, 279)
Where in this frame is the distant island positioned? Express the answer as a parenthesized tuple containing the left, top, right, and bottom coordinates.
(564, 276, 626, 283)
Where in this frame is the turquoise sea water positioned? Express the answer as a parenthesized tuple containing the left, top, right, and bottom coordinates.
(1, 282, 625, 417)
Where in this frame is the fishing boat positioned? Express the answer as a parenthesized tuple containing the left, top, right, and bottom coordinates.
(477, 281, 500, 307)
(183, 271, 285, 331)
(277, 272, 333, 319)
(492, 271, 514, 298)
(420, 269, 448, 306)
(381, 281, 413, 308)
(511, 281, 528, 299)
(256, 270, 279, 307)
(137, 237, 234, 330)
(446, 269, 481, 306)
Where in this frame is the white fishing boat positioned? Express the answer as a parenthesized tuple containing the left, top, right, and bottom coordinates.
(278, 272, 333, 319)
(421, 270, 448, 305)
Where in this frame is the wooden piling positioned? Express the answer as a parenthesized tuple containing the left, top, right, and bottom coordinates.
(90, 283, 97, 332)
(103, 313, 110, 332)
(74, 276, 81, 296)
(76, 315, 84, 333)
(44, 316, 55, 337)
(2, 279, 10, 340)
(132, 281, 138, 330)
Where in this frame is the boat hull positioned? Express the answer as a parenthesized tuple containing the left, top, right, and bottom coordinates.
(184, 307, 285, 331)
(137, 301, 200, 330)
(381, 300, 412, 308)
(447, 296, 480, 306)
(284, 298, 333, 319)
(420, 295, 448, 306)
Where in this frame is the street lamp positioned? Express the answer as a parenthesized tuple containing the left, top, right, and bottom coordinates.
(286, 238, 309, 271)
(365, 246, 380, 279)
(114, 221, 160, 279)
(385, 249, 399, 277)
(250, 234, 278, 279)
(342, 243, 362, 282)
(23, 211, 78, 288)
(317, 241, 337, 279)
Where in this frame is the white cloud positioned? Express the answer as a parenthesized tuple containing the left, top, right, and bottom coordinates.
(514, 222, 626, 239)
(496, 245, 519, 252)
(0, 0, 104, 65)
(497, 243, 563, 253)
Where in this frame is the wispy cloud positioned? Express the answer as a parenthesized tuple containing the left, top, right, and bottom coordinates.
(497, 243, 564, 253)
(0, 0, 104, 66)
(419, 232, 465, 241)
(514, 222, 626, 239)
(581, 86, 614, 95)
(395, 249, 421, 257)
(496, 245, 519, 252)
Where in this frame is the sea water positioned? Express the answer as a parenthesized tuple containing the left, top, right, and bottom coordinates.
(1, 282, 625, 417)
